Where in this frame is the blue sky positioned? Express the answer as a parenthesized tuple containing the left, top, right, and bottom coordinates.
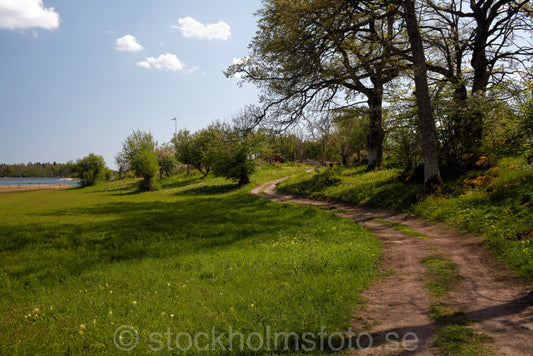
(0, 0, 261, 168)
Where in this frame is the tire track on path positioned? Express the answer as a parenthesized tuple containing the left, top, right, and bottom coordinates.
(251, 177, 533, 355)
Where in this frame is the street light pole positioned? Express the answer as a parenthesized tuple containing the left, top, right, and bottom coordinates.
(171, 117, 177, 137)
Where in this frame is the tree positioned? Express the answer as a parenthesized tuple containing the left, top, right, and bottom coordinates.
(115, 151, 129, 180)
(420, 0, 533, 150)
(172, 129, 193, 174)
(401, 0, 443, 190)
(331, 107, 369, 165)
(68, 153, 106, 187)
(173, 127, 220, 177)
(226, 0, 408, 170)
(119, 130, 159, 191)
(156, 143, 176, 178)
(189, 128, 219, 177)
(212, 139, 256, 185)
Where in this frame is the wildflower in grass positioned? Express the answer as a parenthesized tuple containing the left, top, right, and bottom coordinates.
(170, 314, 174, 318)
(132, 301, 137, 305)
(80, 324, 86, 329)
(108, 311, 113, 315)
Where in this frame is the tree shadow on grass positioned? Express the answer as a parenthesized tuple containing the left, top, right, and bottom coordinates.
(1, 191, 317, 288)
(160, 176, 201, 190)
(179, 182, 241, 196)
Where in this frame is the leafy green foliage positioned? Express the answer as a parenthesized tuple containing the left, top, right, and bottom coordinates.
(0, 162, 72, 178)
(68, 153, 106, 187)
(119, 130, 159, 191)
(212, 140, 256, 185)
(173, 128, 219, 177)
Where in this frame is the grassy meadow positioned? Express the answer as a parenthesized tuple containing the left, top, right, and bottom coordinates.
(0, 166, 381, 354)
(278, 156, 533, 280)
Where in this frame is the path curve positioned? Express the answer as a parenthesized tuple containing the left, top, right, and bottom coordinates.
(252, 177, 533, 355)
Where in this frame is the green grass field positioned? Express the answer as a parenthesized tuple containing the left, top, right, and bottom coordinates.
(0, 166, 381, 354)
(278, 157, 533, 280)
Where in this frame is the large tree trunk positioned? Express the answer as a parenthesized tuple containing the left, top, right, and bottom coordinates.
(367, 86, 385, 171)
(467, 2, 491, 148)
(402, 0, 442, 192)
(142, 175, 154, 191)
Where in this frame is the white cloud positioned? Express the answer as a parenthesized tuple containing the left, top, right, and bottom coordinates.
(0, 0, 60, 30)
(136, 53, 185, 72)
(231, 57, 249, 78)
(136, 61, 151, 69)
(172, 17, 230, 40)
(232, 57, 248, 65)
(115, 35, 143, 52)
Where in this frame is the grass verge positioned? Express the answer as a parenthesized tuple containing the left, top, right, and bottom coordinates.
(421, 255, 493, 355)
(279, 157, 533, 280)
(372, 218, 429, 240)
(0, 166, 381, 354)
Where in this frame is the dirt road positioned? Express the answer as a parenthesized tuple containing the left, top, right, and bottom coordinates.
(252, 178, 533, 355)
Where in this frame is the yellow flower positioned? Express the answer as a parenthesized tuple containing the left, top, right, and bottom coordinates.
(132, 301, 137, 305)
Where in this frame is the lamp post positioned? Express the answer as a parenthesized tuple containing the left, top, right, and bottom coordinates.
(171, 117, 177, 137)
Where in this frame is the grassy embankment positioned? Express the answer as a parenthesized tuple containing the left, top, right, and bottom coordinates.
(0, 166, 381, 354)
(277, 157, 533, 280)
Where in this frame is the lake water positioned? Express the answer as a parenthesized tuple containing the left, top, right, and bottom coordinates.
(0, 178, 80, 187)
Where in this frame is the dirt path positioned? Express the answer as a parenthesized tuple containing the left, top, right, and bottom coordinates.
(251, 178, 533, 355)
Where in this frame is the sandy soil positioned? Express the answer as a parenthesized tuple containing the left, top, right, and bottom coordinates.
(0, 184, 72, 191)
(251, 177, 533, 355)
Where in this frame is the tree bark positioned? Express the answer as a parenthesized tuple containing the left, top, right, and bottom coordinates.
(367, 85, 385, 171)
(143, 175, 154, 191)
(402, 0, 442, 192)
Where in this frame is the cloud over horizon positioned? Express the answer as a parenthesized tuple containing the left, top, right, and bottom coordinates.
(0, 0, 60, 30)
(136, 53, 185, 71)
(172, 17, 230, 40)
(115, 35, 143, 52)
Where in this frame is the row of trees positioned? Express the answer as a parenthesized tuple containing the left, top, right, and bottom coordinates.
(226, 0, 533, 190)
(112, 124, 257, 191)
(0, 162, 72, 178)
